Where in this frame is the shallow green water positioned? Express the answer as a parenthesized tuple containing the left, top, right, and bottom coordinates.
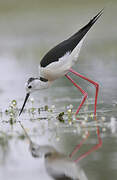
(0, 1, 117, 180)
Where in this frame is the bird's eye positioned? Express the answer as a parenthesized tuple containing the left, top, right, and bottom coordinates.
(28, 85, 32, 89)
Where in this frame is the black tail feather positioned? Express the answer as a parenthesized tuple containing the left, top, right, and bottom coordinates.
(72, 9, 104, 39)
(90, 9, 104, 26)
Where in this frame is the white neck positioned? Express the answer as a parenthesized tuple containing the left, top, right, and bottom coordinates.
(33, 79, 51, 91)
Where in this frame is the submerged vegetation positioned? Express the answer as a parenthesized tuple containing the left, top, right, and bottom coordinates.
(0, 97, 116, 165)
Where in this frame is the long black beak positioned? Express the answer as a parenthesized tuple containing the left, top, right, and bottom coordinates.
(19, 93, 30, 116)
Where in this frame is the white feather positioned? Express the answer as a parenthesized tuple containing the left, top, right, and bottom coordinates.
(39, 36, 86, 81)
(69, 36, 86, 65)
(39, 52, 71, 81)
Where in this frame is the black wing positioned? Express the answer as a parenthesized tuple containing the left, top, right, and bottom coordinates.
(40, 9, 103, 67)
(52, 174, 79, 180)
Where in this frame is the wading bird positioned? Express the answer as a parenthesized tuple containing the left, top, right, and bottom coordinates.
(19, 10, 103, 116)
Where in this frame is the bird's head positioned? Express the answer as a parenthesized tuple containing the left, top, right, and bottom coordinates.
(19, 77, 49, 116)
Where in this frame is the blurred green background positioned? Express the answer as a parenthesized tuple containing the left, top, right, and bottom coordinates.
(0, 1, 117, 180)
(0, 0, 117, 107)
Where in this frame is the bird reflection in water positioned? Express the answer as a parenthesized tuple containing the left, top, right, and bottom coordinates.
(19, 121, 102, 180)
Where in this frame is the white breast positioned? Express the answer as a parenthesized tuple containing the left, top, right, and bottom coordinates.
(39, 37, 85, 81)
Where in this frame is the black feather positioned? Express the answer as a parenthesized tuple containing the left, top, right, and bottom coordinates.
(27, 77, 38, 84)
(40, 9, 103, 68)
(52, 174, 79, 180)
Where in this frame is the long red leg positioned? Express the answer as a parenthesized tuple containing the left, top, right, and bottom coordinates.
(66, 71, 101, 162)
(65, 74, 89, 156)
(69, 68, 99, 116)
(74, 125, 102, 163)
(65, 74, 88, 115)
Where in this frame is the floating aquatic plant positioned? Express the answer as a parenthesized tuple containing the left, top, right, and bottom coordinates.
(5, 100, 18, 117)
(57, 112, 65, 123)
(11, 100, 17, 107)
(28, 107, 36, 114)
(89, 113, 94, 119)
(45, 105, 49, 111)
(4, 100, 18, 129)
(67, 106, 73, 125)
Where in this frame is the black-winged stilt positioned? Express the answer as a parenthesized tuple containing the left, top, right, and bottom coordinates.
(19, 10, 103, 116)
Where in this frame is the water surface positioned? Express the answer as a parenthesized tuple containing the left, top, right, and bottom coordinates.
(0, 1, 117, 180)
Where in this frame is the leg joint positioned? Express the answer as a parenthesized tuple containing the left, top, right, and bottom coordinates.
(95, 82, 99, 89)
(84, 93, 88, 99)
